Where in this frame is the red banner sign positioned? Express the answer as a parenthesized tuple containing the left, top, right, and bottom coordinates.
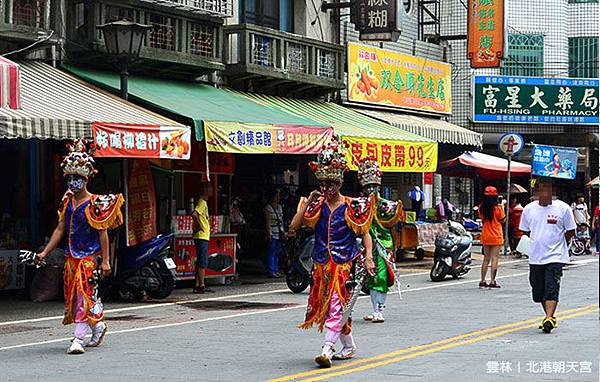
(93, 122, 192, 159)
(467, 0, 505, 68)
(127, 160, 157, 246)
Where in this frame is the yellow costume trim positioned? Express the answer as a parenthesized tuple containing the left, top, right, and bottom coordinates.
(299, 196, 323, 229)
(343, 195, 374, 236)
(84, 194, 125, 230)
(374, 196, 405, 228)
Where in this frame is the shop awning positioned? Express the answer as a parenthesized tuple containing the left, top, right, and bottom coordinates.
(234, 92, 438, 172)
(587, 176, 599, 189)
(0, 62, 183, 140)
(64, 66, 328, 143)
(439, 151, 531, 179)
(356, 108, 483, 148)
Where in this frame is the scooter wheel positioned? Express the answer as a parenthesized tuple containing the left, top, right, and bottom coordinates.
(430, 261, 448, 282)
(415, 248, 425, 261)
(286, 272, 309, 293)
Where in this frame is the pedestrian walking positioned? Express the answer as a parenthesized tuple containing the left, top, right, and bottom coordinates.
(572, 195, 590, 227)
(35, 139, 124, 354)
(519, 177, 576, 333)
(264, 188, 285, 278)
(508, 198, 524, 252)
(192, 185, 213, 294)
(592, 203, 600, 256)
(289, 139, 374, 368)
(478, 186, 505, 289)
(357, 159, 404, 324)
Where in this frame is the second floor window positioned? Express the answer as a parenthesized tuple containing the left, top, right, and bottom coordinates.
(569, 36, 598, 78)
(190, 23, 215, 57)
(13, 0, 45, 28)
(149, 14, 176, 51)
(241, 0, 293, 32)
(501, 33, 544, 77)
(104, 5, 134, 23)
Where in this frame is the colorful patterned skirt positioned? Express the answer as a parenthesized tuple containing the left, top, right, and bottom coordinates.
(63, 255, 104, 327)
(299, 259, 352, 334)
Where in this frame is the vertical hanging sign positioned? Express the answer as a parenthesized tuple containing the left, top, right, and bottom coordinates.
(467, 0, 505, 68)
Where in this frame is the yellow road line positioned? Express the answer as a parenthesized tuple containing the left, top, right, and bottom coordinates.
(265, 303, 598, 382)
(297, 307, 598, 382)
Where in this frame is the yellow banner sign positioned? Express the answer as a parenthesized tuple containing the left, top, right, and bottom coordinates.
(342, 136, 438, 173)
(348, 43, 452, 115)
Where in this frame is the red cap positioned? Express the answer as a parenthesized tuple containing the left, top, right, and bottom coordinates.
(484, 186, 498, 196)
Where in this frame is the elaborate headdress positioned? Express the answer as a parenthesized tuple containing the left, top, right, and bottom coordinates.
(357, 158, 382, 187)
(309, 137, 348, 181)
(61, 139, 97, 179)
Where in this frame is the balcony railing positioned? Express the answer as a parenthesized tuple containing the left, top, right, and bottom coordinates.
(225, 24, 344, 90)
(145, 0, 233, 17)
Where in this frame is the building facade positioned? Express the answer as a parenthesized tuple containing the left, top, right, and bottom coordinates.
(441, 0, 599, 206)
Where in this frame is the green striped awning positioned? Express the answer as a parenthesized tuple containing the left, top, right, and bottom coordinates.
(0, 62, 184, 139)
(64, 66, 328, 141)
(233, 92, 433, 143)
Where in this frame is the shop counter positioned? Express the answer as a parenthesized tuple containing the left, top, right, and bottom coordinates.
(171, 216, 237, 283)
(399, 222, 449, 259)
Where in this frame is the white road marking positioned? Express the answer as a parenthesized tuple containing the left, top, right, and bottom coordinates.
(398, 258, 528, 278)
(0, 288, 289, 327)
(0, 257, 585, 328)
(2, 260, 595, 352)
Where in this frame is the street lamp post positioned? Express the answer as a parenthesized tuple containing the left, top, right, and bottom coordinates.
(97, 20, 151, 100)
(97, 20, 151, 246)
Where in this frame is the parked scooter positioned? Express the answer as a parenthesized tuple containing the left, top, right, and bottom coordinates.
(283, 228, 314, 293)
(103, 234, 177, 301)
(430, 220, 473, 282)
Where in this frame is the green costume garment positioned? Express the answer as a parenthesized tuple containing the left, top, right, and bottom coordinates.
(366, 196, 403, 293)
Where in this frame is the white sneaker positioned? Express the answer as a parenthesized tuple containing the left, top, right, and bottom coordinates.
(87, 322, 107, 348)
(315, 346, 334, 368)
(332, 345, 357, 360)
(372, 314, 385, 323)
(67, 338, 85, 355)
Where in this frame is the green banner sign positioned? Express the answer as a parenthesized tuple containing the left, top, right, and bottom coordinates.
(473, 75, 599, 125)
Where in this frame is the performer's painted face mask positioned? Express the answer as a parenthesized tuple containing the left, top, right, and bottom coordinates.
(319, 180, 341, 200)
(66, 175, 86, 193)
(363, 184, 380, 196)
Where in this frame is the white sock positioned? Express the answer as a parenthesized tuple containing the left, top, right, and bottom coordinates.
(340, 333, 356, 349)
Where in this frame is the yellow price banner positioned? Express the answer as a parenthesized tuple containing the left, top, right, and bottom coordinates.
(342, 136, 438, 173)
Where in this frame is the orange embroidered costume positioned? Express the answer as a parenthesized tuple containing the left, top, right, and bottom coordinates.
(58, 140, 123, 329)
(295, 139, 373, 367)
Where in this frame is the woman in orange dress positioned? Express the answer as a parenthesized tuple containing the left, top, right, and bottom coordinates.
(478, 186, 506, 289)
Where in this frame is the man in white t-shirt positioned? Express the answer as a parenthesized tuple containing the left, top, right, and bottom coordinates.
(571, 196, 590, 227)
(519, 178, 576, 334)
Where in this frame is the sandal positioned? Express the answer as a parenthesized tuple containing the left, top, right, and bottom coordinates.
(478, 282, 488, 288)
(488, 282, 501, 289)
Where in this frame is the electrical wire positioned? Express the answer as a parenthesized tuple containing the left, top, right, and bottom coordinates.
(1, 30, 55, 57)
(308, 0, 326, 41)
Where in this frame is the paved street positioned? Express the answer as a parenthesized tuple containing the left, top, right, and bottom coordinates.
(0, 255, 598, 381)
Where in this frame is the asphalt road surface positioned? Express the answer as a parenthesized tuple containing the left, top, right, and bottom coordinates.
(0, 256, 598, 381)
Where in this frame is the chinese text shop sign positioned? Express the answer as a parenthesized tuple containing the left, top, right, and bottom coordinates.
(532, 145, 578, 180)
(204, 122, 333, 154)
(347, 43, 451, 115)
(127, 160, 157, 246)
(93, 122, 192, 159)
(352, 0, 400, 41)
(473, 76, 599, 124)
(467, 0, 505, 68)
(342, 136, 438, 173)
